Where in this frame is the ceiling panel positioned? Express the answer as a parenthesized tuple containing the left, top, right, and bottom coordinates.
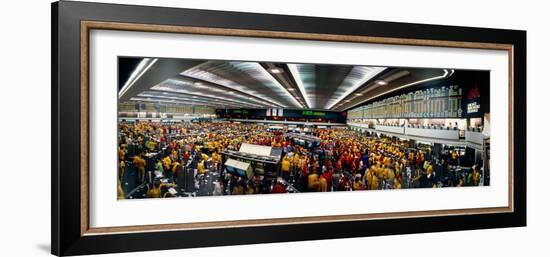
(137, 91, 251, 108)
(118, 57, 448, 112)
(180, 61, 302, 108)
(150, 78, 265, 108)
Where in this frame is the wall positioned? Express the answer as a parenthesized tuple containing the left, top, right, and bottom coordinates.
(0, 0, 546, 257)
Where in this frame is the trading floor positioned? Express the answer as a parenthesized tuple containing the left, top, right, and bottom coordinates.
(118, 121, 485, 199)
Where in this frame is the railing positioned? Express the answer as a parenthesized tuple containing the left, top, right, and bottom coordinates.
(375, 124, 405, 134)
(405, 125, 459, 140)
(348, 123, 462, 141)
(465, 128, 485, 145)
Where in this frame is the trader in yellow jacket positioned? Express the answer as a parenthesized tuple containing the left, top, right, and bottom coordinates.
(171, 161, 181, 177)
(292, 152, 301, 178)
(212, 151, 222, 172)
(197, 159, 206, 174)
(147, 181, 176, 198)
(133, 154, 146, 183)
(281, 155, 291, 180)
(472, 165, 482, 186)
(308, 173, 321, 192)
(117, 180, 125, 200)
(366, 166, 379, 190)
(118, 145, 126, 180)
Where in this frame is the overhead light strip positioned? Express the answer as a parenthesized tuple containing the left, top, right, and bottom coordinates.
(133, 96, 212, 106)
(247, 62, 303, 108)
(118, 58, 158, 98)
(138, 92, 250, 108)
(287, 63, 312, 109)
(150, 86, 262, 108)
(151, 79, 264, 108)
(130, 97, 241, 108)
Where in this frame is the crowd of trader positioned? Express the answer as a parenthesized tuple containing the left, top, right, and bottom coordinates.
(117, 121, 484, 199)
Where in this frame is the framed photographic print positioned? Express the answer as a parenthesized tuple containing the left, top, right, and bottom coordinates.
(51, 1, 526, 256)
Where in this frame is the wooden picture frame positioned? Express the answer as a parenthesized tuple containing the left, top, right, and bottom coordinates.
(52, 1, 526, 256)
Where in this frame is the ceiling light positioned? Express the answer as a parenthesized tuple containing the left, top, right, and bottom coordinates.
(194, 81, 203, 86)
(118, 58, 158, 98)
(287, 64, 312, 108)
(228, 62, 299, 108)
(376, 80, 388, 85)
(287, 88, 295, 91)
(269, 68, 283, 74)
(152, 79, 264, 108)
(355, 93, 363, 96)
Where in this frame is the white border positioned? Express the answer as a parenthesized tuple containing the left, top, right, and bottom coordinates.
(89, 29, 509, 228)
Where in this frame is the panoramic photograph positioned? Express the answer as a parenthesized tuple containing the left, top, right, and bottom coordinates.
(117, 57, 490, 200)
